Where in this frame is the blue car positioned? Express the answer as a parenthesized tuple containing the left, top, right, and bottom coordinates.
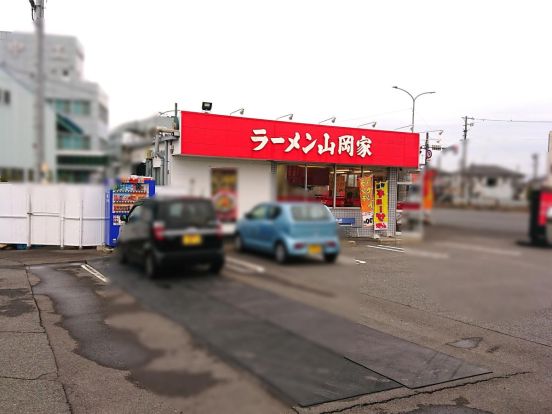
(235, 202, 340, 263)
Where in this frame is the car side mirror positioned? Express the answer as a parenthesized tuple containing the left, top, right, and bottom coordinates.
(120, 214, 128, 223)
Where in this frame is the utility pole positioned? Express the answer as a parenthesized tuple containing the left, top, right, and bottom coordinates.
(532, 153, 539, 181)
(460, 116, 474, 202)
(31, 0, 46, 183)
(424, 132, 430, 165)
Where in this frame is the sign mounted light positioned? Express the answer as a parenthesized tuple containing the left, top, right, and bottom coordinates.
(202, 102, 213, 112)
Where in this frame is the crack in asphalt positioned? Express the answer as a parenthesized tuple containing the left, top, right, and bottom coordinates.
(0, 372, 58, 381)
(318, 371, 532, 414)
(27, 268, 74, 414)
(0, 330, 44, 333)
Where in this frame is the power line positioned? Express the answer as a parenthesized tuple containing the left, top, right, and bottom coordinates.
(473, 117, 552, 124)
(338, 107, 412, 123)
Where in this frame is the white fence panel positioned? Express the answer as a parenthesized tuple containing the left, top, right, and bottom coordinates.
(0, 183, 106, 247)
(30, 185, 62, 246)
(81, 185, 105, 247)
(0, 184, 29, 244)
(63, 185, 83, 247)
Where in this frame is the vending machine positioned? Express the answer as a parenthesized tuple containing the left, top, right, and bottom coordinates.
(104, 176, 155, 247)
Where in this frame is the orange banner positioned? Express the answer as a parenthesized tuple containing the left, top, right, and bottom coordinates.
(358, 175, 374, 227)
(423, 170, 435, 211)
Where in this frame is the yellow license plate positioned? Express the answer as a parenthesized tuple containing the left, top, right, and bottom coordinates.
(308, 244, 322, 255)
(183, 234, 202, 246)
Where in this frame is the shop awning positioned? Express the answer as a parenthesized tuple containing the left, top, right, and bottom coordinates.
(56, 114, 83, 134)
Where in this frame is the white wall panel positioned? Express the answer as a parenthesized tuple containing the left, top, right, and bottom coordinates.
(170, 156, 273, 220)
(0, 183, 106, 247)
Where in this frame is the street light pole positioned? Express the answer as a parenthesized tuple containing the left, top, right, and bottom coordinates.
(392, 86, 435, 132)
(392, 86, 436, 237)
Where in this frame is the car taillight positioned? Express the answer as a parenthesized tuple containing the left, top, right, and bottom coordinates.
(294, 242, 305, 249)
(153, 221, 165, 241)
(326, 241, 337, 248)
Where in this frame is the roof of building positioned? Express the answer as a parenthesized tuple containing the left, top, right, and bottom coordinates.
(465, 164, 524, 179)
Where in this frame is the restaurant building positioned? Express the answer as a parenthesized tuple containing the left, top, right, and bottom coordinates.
(167, 111, 420, 238)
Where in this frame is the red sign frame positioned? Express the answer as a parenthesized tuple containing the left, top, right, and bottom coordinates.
(180, 111, 419, 168)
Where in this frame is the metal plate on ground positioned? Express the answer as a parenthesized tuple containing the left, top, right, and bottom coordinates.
(185, 278, 491, 389)
(87, 259, 401, 406)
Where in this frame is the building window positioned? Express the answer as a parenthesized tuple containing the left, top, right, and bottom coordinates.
(0, 168, 24, 182)
(334, 166, 363, 207)
(57, 133, 91, 150)
(55, 99, 71, 114)
(276, 163, 385, 208)
(51, 99, 91, 116)
(71, 100, 91, 116)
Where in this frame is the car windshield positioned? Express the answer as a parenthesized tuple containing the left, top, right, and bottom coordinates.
(159, 200, 216, 227)
(290, 204, 332, 221)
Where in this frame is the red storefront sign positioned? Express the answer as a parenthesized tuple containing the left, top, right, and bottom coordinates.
(538, 190, 552, 226)
(180, 111, 419, 168)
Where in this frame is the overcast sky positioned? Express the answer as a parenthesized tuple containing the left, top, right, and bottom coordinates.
(2, 0, 551, 176)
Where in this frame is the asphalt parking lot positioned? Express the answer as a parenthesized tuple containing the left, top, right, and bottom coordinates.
(2, 208, 552, 413)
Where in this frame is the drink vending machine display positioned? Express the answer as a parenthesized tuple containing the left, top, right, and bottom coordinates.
(105, 176, 155, 247)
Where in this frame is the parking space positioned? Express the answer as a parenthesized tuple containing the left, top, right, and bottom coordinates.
(85, 257, 490, 407)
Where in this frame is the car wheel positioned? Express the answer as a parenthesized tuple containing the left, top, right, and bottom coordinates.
(145, 252, 159, 279)
(118, 245, 128, 264)
(209, 259, 224, 275)
(235, 234, 244, 252)
(324, 253, 338, 263)
(275, 242, 288, 264)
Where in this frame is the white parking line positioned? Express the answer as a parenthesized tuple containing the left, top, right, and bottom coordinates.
(440, 241, 522, 257)
(226, 256, 266, 273)
(80, 264, 109, 283)
(367, 245, 405, 253)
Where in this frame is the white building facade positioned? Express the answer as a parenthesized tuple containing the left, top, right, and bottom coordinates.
(0, 66, 57, 182)
(0, 32, 109, 182)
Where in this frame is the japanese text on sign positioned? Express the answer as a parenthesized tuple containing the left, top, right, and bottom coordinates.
(374, 179, 389, 231)
(251, 129, 373, 158)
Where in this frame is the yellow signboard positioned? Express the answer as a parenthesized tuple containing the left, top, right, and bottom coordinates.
(374, 179, 389, 231)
